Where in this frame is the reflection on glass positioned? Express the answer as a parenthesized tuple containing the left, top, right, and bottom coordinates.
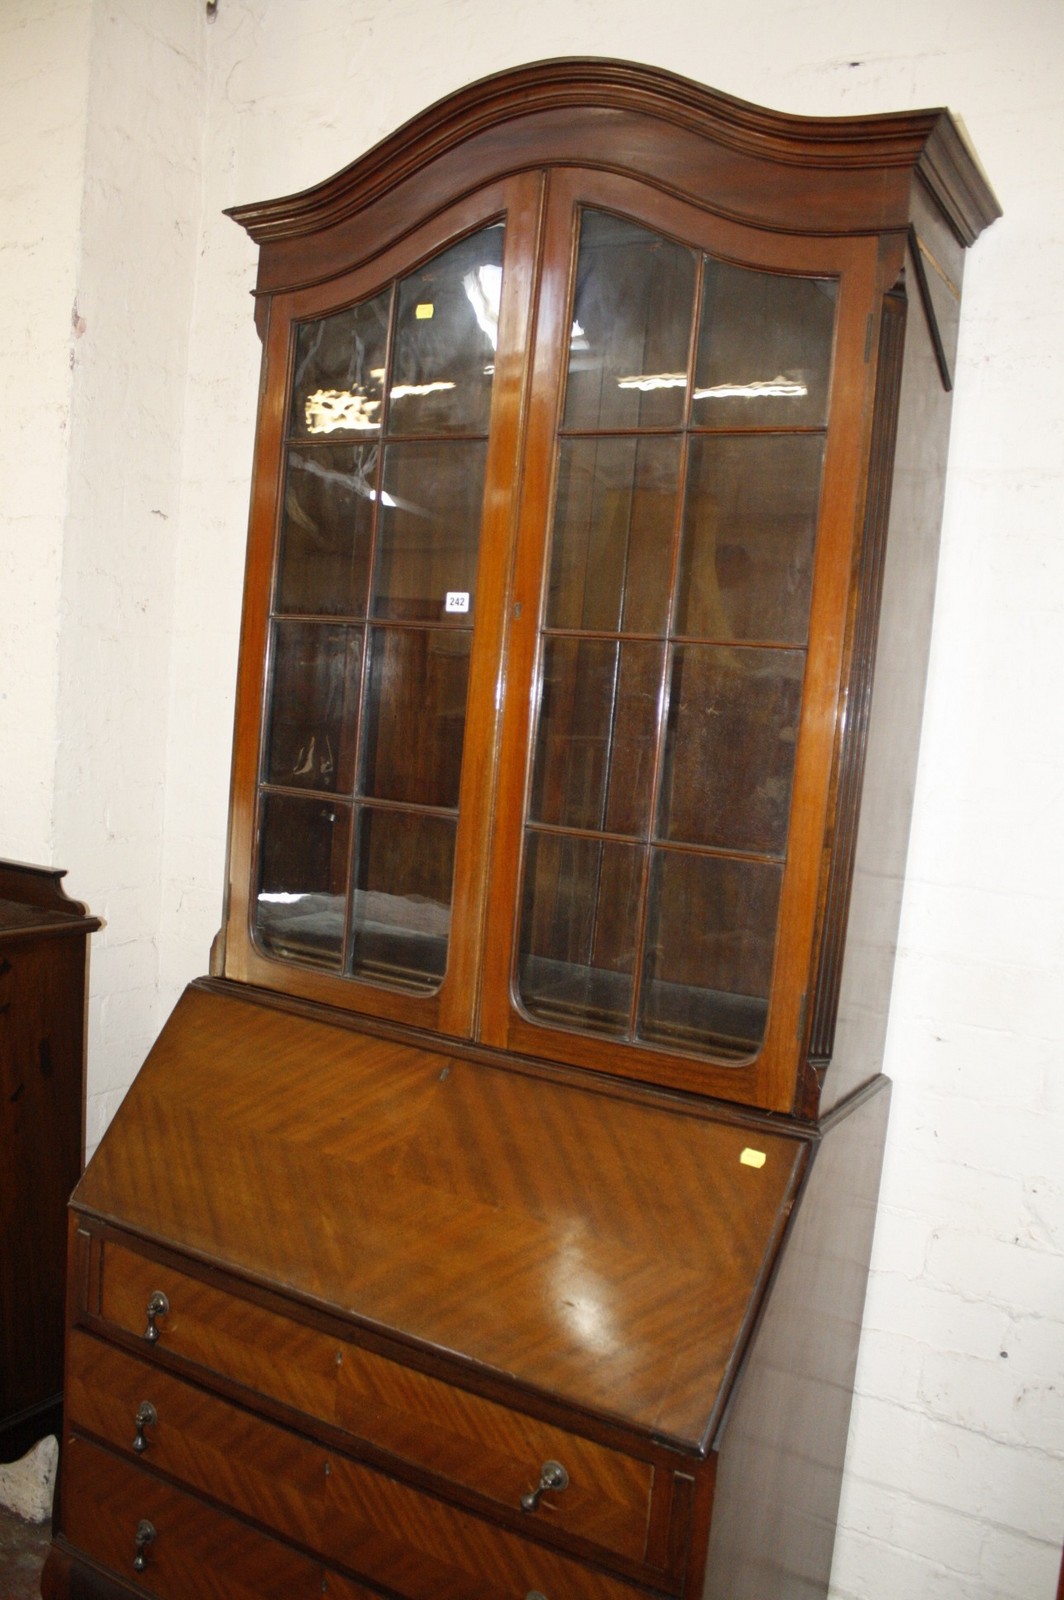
(276, 445, 378, 617)
(264, 621, 361, 793)
(390, 226, 505, 435)
(546, 437, 681, 634)
(676, 435, 824, 644)
(529, 638, 662, 836)
(255, 793, 351, 968)
(693, 263, 836, 428)
(518, 833, 641, 1034)
(513, 214, 842, 1059)
(374, 441, 488, 621)
(290, 291, 390, 438)
(349, 809, 457, 987)
(641, 850, 783, 1054)
(563, 211, 697, 431)
(362, 628, 471, 808)
(256, 222, 505, 994)
(658, 646, 804, 857)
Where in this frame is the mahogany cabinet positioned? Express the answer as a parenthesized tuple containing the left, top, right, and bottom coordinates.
(0, 861, 98, 1463)
(44, 61, 998, 1600)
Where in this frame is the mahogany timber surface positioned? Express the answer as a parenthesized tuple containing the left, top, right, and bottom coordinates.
(229, 59, 1001, 299)
(0, 860, 98, 1461)
(71, 981, 807, 1450)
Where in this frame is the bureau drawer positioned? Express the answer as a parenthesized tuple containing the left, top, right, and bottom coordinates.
(64, 1336, 666, 1600)
(323, 1454, 664, 1600)
(97, 1240, 337, 1419)
(333, 1335, 653, 1561)
(65, 1330, 327, 1552)
(95, 1238, 656, 1565)
(58, 1427, 659, 1600)
(60, 1434, 327, 1600)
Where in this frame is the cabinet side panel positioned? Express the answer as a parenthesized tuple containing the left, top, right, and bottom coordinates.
(804, 287, 906, 1108)
(702, 1082, 889, 1600)
(819, 241, 961, 1113)
(0, 932, 89, 1455)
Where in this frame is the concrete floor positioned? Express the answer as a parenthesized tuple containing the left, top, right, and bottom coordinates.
(0, 1502, 50, 1598)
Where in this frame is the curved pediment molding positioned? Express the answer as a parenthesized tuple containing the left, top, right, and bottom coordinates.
(229, 58, 999, 294)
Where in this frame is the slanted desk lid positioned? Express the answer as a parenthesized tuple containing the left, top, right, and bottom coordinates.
(76, 982, 809, 1451)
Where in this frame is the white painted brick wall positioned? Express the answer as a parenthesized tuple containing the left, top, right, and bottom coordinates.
(2, 0, 1061, 1594)
(0, 0, 92, 860)
(50, 0, 207, 1145)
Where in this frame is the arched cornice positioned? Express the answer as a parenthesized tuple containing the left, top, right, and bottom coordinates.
(229, 58, 1000, 295)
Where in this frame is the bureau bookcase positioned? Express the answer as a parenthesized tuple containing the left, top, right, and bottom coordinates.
(44, 60, 998, 1600)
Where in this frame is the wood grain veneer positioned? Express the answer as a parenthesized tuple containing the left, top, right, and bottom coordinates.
(74, 982, 806, 1451)
(0, 862, 98, 1462)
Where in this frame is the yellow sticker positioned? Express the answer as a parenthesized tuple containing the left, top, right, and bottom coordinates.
(415, 303, 434, 319)
(740, 1147, 767, 1169)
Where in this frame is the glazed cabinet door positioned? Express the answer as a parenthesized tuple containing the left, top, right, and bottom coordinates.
(223, 156, 893, 1115)
(224, 174, 544, 1037)
(479, 170, 887, 1111)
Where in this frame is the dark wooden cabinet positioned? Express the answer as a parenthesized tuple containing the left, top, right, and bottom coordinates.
(44, 61, 997, 1600)
(0, 861, 98, 1464)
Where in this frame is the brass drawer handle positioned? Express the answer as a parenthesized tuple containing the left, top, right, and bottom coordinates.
(132, 1400, 157, 1453)
(520, 1459, 569, 1513)
(143, 1290, 169, 1343)
(526, 1592, 549, 1600)
(132, 1518, 156, 1572)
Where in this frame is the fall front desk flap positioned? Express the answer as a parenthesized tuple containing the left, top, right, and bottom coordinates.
(73, 981, 809, 1452)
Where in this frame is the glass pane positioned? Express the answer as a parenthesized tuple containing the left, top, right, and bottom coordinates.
(640, 850, 782, 1055)
(512, 223, 840, 1058)
(276, 445, 377, 617)
(362, 627, 471, 808)
(564, 211, 698, 431)
(259, 226, 511, 996)
(658, 645, 805, 857)
(676, 435, 825, 645)
(529, 638, 662, 836)
(290, 291, 390, 438)
(390, 226, 505, 435)
(373, 441, 487, 622)
(349, 809, 456, 988)
(518, 833, 642, 1035)
(692, 262, 836, 428)
(255, 794, 351, 967)
(546, 437, 681, 634)
(264, 621, 362, 793)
